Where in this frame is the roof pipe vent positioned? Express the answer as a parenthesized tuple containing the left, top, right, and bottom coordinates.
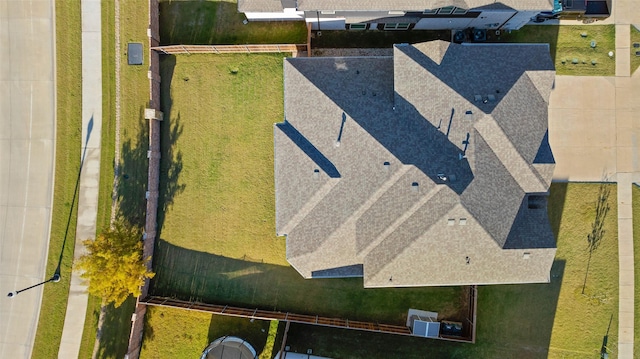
(411, 182, 419, 192)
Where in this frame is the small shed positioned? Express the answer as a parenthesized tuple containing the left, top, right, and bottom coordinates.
(127, 42, 143, 65)
(201, 336, 257, 359)
(407, 309, 440, 338)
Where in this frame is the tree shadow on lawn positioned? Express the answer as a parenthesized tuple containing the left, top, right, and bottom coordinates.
(117, 112, 149, 227)
(284, 261, 566, 359)
(149, 239, 466, 325)
(155, 53, 186, 237)
(95, 296, 137, 359)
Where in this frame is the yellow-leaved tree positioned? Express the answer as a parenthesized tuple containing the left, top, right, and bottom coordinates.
(76, 221, 155, 307)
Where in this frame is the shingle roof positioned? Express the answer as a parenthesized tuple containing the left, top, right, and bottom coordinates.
(240, 0, 554, 12)
(275, 41, 556, 287)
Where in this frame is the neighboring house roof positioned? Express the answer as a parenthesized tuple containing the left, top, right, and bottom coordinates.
(240, 0, 553, 13)
(275, 41, 556, 287)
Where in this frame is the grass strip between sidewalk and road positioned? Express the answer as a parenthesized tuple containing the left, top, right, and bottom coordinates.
(30, 1, 82, 357)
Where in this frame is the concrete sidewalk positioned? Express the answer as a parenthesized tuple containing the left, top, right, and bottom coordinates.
(57, 0, 103, 357)
(0, 1, 57, 358)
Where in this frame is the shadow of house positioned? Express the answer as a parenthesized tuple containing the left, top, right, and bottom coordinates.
(149, 239, 466, 325)
(277, 41, 557, 288)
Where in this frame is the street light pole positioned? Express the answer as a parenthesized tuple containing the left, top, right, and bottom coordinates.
(7, 273, 61, 298)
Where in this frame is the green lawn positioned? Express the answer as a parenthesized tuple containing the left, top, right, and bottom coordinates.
(631, 25, 640, 75)
(139, 306, 275, 358)
(490, 25, 616, 76)
(30, 2, 82, 357)
(158, 0, 307, 45)
(285, 183, 620, 359)
(633, 184, 640, 359)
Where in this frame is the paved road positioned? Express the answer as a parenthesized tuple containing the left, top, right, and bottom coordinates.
(0, 1, 57, 358)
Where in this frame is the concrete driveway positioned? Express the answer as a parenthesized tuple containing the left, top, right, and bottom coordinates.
(0, 1, 56, 358)
(549, 75, 640, 182)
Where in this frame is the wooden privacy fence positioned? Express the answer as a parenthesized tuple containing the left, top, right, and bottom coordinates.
(140, 295, 476, 343)
(151, 44, 308, 55)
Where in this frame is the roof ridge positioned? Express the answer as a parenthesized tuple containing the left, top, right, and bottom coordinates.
(475, 115, 547, 193)
(277, 178, 340, 236)
(359, 183, 445, 257)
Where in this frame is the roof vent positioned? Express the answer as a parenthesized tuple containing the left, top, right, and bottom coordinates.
(437, 173, 447, 182)
(383, 161, 390, 172)
(465, 110, 473, 121)
(523, 252, 531, 259)
(459, 218, 467, 225)
(448, 219, 456, 226)
(313, 168, 320, 178)
(474, 95, 482, 102)
(487, 94, 496, 102)
(411, 182, 419, 192)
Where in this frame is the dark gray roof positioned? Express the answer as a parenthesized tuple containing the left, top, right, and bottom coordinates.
(275, 41, 556, 287)
(240, 0, 553, 12)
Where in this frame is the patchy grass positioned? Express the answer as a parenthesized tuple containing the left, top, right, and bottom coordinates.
(150, 53, 464, 326)
(634, 184, 640, 359)
(285, 183, 619, 359)
(489, 25, 616, 76)
(31, 1, 82, 357)
(159, 0, 307, 45)
(631, 25, 640, 75)
(139, 306, 273, 358)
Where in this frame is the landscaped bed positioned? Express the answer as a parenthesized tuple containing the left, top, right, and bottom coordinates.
(487, 25, 616, 76)
(285, 183, 620, 358)
(148, 53, 465, 328)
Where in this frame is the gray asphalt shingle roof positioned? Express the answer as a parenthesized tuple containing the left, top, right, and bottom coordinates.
(275, 41, 557, 287)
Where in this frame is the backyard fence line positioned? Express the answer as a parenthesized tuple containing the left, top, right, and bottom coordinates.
(151, 44, 308, 55)
(139, 295, 476, 343)
(125, 1, 161, 358)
